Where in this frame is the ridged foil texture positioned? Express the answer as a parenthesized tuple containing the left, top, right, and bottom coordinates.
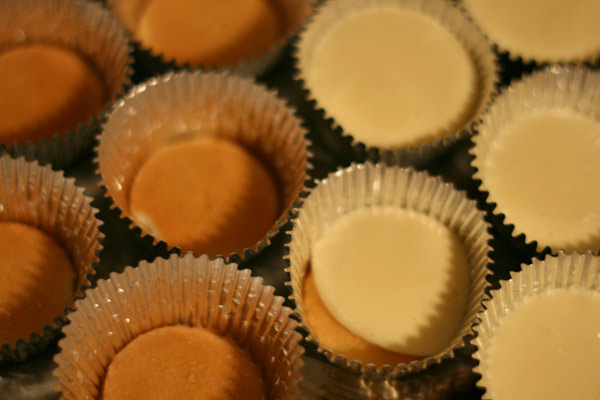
(472, 252, 600, 399)
(0, 0, 132, 168)
(294, 0, 498, 167)
(53, 254, 305, 400)
(107, 0, 314, 78)
(470, 65, 600, 256)
(285, 162, 492, 384)
(97, 70, 310, 262)
(0, 155, 103, 364)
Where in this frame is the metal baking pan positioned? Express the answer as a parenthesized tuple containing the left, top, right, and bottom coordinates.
(0, 49, 529, 400)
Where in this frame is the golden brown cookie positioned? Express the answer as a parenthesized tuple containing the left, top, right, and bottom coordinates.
(134, 0, 281, 67)
(102, 325, 265, 400)
(0, 222, 76, 346)
(129, 136, 280, 257)
(0, 44, 106, 145)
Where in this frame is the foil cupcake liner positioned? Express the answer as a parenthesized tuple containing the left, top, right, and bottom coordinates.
(107, 0, 314, 79)
(294, 0, 499, 168)
(53, 253, 305, 399)
(97, 70, 311, 262)
(472, 252, 600, 399)
(459, 0, 600, 66)
(0, 156, 103, 365)
(285, 162, 492, 383)
(0, 0, 133, 168)
(470, 65, 600, 256)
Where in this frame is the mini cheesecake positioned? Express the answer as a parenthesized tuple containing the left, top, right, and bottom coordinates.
(296, 0, 496, 149)
(473, 253, 600, 400)
(471, 67, 600, 254)
(286, 163, 491, 376)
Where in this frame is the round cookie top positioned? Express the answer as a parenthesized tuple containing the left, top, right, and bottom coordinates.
(0, 222, 75, 346)
(463, 0, 600, 62)
(302, 6, 476, 148)
(129, 136, 280, 258)
(0, 44, 106, 145)
(102, 325, 265, 400)
(133, 0, 281, 67)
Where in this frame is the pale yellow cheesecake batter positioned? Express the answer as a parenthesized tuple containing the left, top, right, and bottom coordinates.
(464, 0, 600, 62)
(305, 8, 476, 148)
(480, 110, 600, 253)
(311, 206, 470, 357)
(486, 289, 600, 400)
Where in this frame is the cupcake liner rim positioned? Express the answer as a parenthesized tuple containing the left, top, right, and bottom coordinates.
(53, 253, 305, 400)
(468, 64, 600, 258)
(95, 69, 313, 264)
(284, 161, 493, 381)
(471, 251, 600, 399)
(0, 155, 105, 365)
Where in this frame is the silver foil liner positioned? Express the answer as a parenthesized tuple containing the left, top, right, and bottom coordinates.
(107, 0, 314, 78)
(96, 70, 310, 262)
(470, 65, 600, 255)
(472, 252, 600, 399)
(285, 162, 492, 383)
(294, 0, 498, 167)
(53, 254, 305, 400)
(0, 155, 103, 365)
(0, 0, 132, 168)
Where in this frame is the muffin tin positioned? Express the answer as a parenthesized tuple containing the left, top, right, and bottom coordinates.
(0, 0, 594, 398)
(0, 53, 520, 400)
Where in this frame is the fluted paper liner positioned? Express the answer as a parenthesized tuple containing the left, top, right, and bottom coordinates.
(470, 66, 600, 256)
(53, 254, 305, 400)
(295, 0, 498, 166)
(107, 0, 314, 78)
(0, 0, 132, 168)
(285, 162, 492, 381)
(97, 70, 310, 262)
(472, 252, 600, 399)
(0, 156, 103, 365)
